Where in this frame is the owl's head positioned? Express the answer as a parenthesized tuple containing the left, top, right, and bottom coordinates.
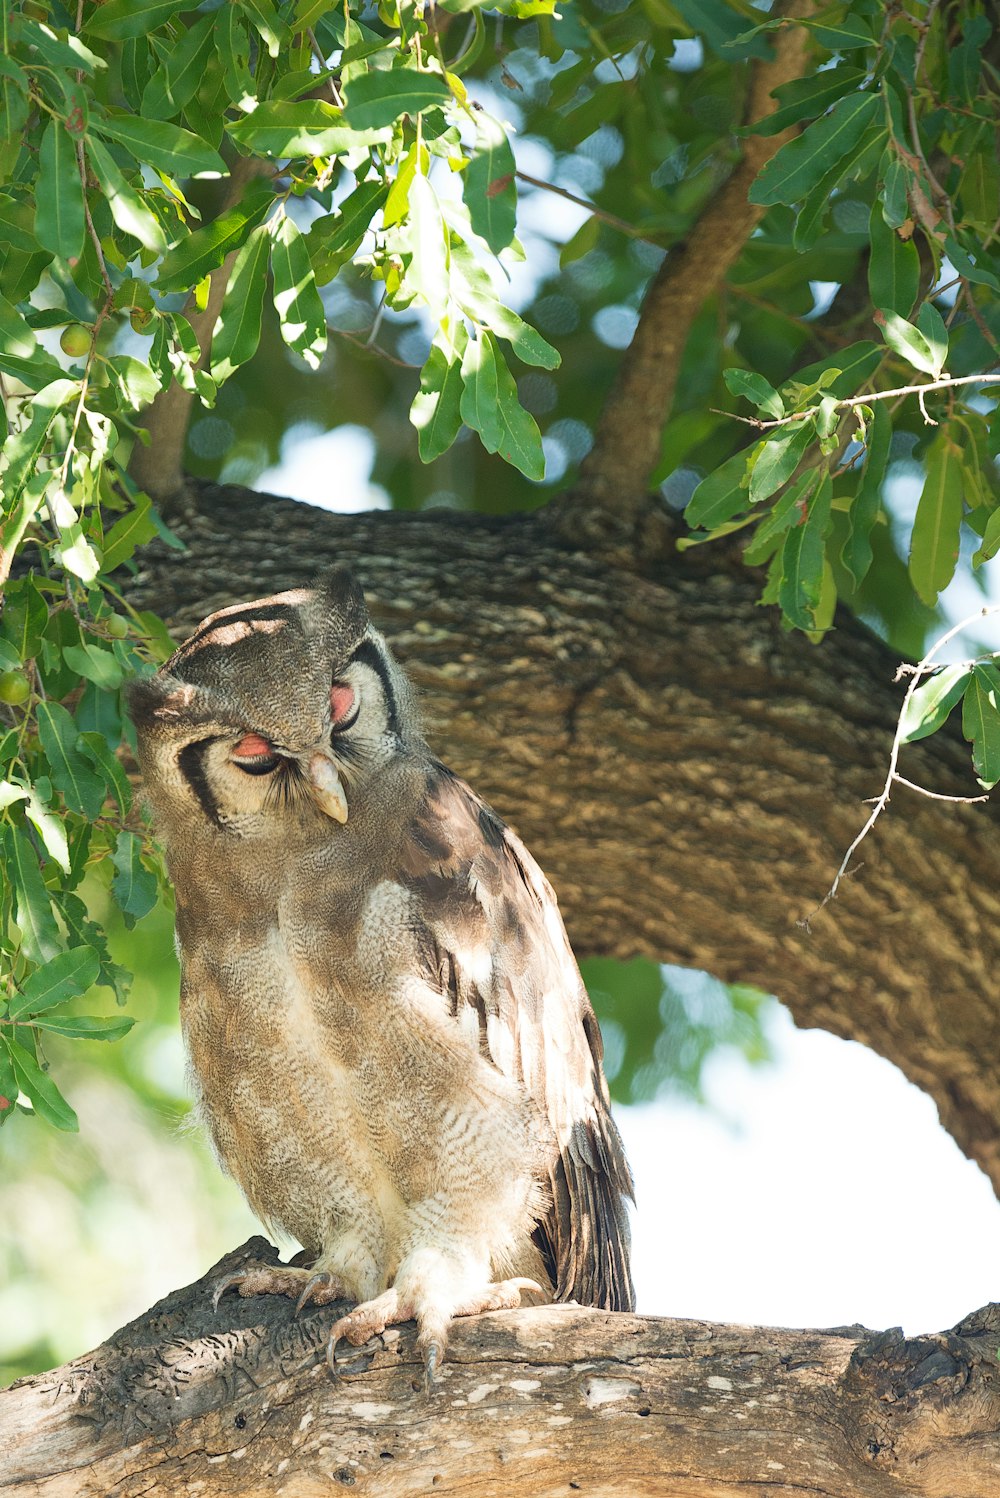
(128, 569, 420, 839)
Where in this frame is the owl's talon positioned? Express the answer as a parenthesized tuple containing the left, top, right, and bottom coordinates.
(211, 1263, 347, 1314)
(212, 1271, 249, 1311)
(422, 1339, 443, 1391)
(294, 1270, 344, 1314)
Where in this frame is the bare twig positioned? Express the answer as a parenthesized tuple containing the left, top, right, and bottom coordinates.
(725, 371, 1000, 430)
(514, 171, 658, 245)
(800, 605, 1000, 929)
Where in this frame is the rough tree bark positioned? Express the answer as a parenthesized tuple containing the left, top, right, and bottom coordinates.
(4, 1240, 1000, 1497)
(7, 6, 1000, 1493)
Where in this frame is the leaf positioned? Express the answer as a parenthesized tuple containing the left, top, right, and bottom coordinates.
(307, 181, 387, 285)
(7, 1038, 78, 1131)
(787, 341, 882, 401)
(228, 100, 388, 157)
(0, 292, 36, 361)
(85, 0, 191, 39)
(78, 733, 132, 814)
(881, 154, 911, 229)
(36, 701, 106, 818)
(29, 1014, 135, 1040)
(460, 333, 501, 452)
(35, 121, 85, 262)
(900, 665, 972, 744)
(908, 433, 963, 606)
(963, 665, 1000, 788)
(85, 137, 166, 254)
(2, 378, 77, 505)
(210, 224, 270, 384)
(342, 67, 450, 131)
(748, 65, 867, 138)
(842, 401, 890, 588)
(8, 947, 100, 1020)
(916, 302, 948, 379)
(24, 790, 70, 874)
(406, 174, 450, 319)
(973, 506, 1000, 569)
(141, 11, 216, 118)
(411, 326, 468, 463)
(748, 418, 814, 505)
(743, 471, 816, 566)
(878, 307, 940, 377)
(55, 525, 101, 584)
(464, 112, 517, 255)
(7, 825, 60, 963)
(868, 203, 918, 318)
(156, 178, 273, 294)
(723, 368, 784, 420)
(491, 335, 545, 480)
(810, 19, 874, 50)
(778, 472, 833, 632)
(686, 448, 753, 530)
(111, 830, 158, 927)
(62, 641, 124, 690)
(92, 115, 226, 179)
(101, 493, 157, 571)
(270, 215, 327, 370)
(749, 92, 881, 207)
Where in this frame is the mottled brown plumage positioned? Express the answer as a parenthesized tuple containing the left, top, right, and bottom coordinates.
(129, 570, 633, 1377)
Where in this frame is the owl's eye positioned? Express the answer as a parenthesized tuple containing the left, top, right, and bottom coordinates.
(330, 682, 359, 734)
(231, 732, 281, 776)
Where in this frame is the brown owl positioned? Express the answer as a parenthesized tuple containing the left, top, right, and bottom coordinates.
(128, 570, 633, 1381)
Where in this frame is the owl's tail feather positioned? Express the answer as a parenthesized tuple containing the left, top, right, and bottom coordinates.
(536, 1108, 636, 1314)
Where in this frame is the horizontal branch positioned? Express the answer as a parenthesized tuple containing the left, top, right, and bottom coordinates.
(724, 371, 1000, 431)
(3, 1238, 999, 1497)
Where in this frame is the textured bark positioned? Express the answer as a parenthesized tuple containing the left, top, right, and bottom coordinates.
(3, 1239, 1000, 1498)
(128, 479, 1000, 1202)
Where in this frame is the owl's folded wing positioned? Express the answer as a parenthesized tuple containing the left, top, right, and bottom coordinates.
(399, 763, 635, 1313)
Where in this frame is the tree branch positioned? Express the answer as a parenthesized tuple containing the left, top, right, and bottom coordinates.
(574, 3, 818, 515)
(3, 1237, 999, 1497)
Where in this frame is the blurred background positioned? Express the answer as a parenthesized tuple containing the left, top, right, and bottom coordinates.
(5, 4, 1000, 1385)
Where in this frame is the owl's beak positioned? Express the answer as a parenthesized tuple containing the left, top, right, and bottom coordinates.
(306, 750, 348, 823)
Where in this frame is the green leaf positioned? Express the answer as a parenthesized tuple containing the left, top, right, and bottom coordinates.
(241, 0, 289, 57)
(36, 701, 106, 818)
(748, 66, 867, 138)
(55, 525, 101, 584)
(101, 493, 158, 571)
(491, 335, 545, 480)
(0, 292, 36, 360)
(78, 732, 132, 815)
(85, 0, 191, 40)
(156, 178, 273, 294)
(460, 332, 501, 451)
(85, 137, 166, 254)
(29, 1014, 135, 1040)
(686, 448, 752, 530)
(111, 829, 158, 927)
(787, 342, 882, 401)
(35, 121, 85, 262)
(7, 825, 60, 963)
(406, 174, 450, 319)
(464, 112, 517, 255)
(900, 665, 972, 744)
(842, 401, 890, 588)
(24, 790, 70, 874)
(743, 470, 816, 566)
(141, 11, 216, 118)
(106, 354, 161, 411)
(810, 19, 874, 50)
(908, 432, 963, 606)
(973, 506, 1000, 569)
(7, 1038, 78, 1131)
(963, 665, 1000, 788)
(8, 947, 100, 1020)
(210, 224, 270, 383)
(723, 368, 784, 419)
(943, 234, 1000, 293)
(228, 100, 387, 157)
(411, 325, 468, 462)
(748, 418, 814, 505)
(270, 214, 327, 371)
(778, 472, 833, 632)
(916, 302, 948, 379)
(91, 114, 226, 179)
(1, 379, 77, 505)
(307, 181, 388, 285)
(342, 67, 451, 131)
(881, 154, 911, 229)
(749, 92, 880, 207)
(868, 203, 918, 318)
(62, 641, 124, 691)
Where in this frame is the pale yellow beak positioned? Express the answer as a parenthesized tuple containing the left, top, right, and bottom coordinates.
(307, 751, 348, 823)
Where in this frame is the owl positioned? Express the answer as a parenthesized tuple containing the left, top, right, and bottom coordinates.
(128, 570, 633, 1381)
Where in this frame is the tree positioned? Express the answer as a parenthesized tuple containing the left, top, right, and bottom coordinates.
(4, 0, 1000, 1490)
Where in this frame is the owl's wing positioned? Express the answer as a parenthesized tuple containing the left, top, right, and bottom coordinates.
(399, 763, 635, 1313)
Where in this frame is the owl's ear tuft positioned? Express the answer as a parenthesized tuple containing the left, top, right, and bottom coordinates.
(126, 673, 206, 729)
(316, 566, 369, 639)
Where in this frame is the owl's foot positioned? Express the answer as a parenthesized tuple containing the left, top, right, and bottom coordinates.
(212, 1264, 349, 1314)
(326, 1276, 544, 1389)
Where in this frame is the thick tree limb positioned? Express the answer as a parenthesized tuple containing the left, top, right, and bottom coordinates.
(575, 3, 816, 512)
(3, 1238, 999, 1497)
(128, 480, 1000, 1200)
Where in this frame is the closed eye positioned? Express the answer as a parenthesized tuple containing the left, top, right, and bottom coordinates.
(234, 755, 280, 776)
(330, 681, 360, 734)
(231, 731, 281, 776)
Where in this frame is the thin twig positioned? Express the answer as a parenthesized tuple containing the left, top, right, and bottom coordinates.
(800, 605, 1000, 929)
(726, 372, 1000, 431)
(514, 171, 659, 246)
(328, 324, 421, 369)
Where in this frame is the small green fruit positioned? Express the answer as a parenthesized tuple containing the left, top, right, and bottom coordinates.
(106, 614, 129, 639)
(0, 670, 30, 705)
(60, 324, 91, 358)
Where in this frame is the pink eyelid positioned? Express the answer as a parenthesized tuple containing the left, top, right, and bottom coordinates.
(330, 683, 355, 724)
